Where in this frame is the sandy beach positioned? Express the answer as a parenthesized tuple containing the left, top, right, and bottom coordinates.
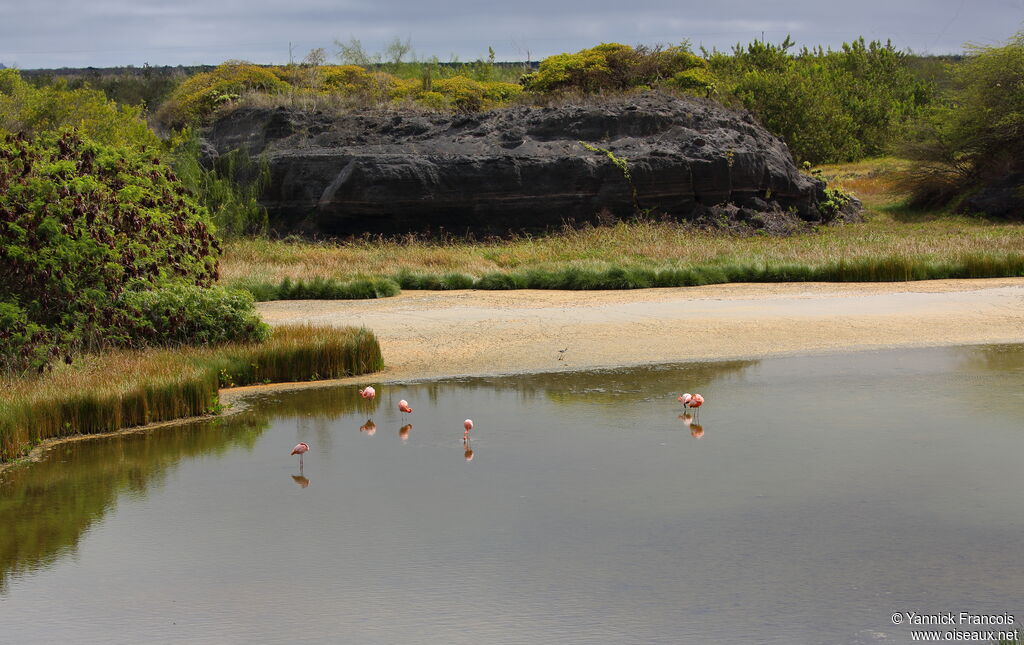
(254, 278, 1024, 384)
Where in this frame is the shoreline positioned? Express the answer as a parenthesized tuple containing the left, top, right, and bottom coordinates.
(4, 278, 1023, 476)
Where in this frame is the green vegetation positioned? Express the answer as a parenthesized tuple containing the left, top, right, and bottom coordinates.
(233, 276, 400, 301)
(707, 37, 932, 164)
(0, 68, 160, 149)
(522, 42, 713, 95)
(169, 132, 269, 238)
(0, 131, 228, 373)
(0, 324, 383, 462)
(902, 31, 1024, 211)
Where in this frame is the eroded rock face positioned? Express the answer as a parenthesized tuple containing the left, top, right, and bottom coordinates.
(204, 93, 857, 236)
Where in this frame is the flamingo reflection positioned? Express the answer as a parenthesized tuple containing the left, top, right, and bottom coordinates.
(399, 423, 412, 441)
(690, 424, 705, 439)
(463, 426, 474, 462)
(360, 419, 377, 436)
(291, 474, 310, 488)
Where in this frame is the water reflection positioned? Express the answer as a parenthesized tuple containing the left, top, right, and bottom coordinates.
(0, 417, 265, 592)
(4, 345, 1024, 644)
(359, 419, 377, 436)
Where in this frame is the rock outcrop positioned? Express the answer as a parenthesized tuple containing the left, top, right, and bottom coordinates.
(204, 93, 858, 236)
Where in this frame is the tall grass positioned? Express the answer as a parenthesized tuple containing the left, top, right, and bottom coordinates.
(0, 325, 383, 463)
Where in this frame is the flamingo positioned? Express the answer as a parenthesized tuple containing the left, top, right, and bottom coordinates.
(678, 393, 693, 408)
(398, 399, 412, 416)
(359, 386, 376, 399)
(290, 442, 310, 467)
(689, 393, 705, 419)
(464, 419, 474, 431)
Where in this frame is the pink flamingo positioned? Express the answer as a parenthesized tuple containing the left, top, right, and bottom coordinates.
(678, 393, 693, 408)
(290, 442, 310, 467)
(398, 399, 412, 416)
(359, 386, 376, 399)
(463, 419, 474, 441)
(689, 393, 705, 419)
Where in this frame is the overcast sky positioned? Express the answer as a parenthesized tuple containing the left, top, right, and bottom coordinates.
(2, 0, 1023, 69)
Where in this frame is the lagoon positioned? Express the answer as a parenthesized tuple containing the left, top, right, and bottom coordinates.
(2, 346, 1023, 643)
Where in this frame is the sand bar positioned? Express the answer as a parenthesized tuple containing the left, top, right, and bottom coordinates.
(255, 278, 1024, 382)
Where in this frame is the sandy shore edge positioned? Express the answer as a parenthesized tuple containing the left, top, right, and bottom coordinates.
(4, 278, 1023, 475)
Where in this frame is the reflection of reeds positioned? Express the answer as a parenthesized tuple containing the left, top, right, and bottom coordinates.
(0, 325, 383, 462)
(0, 413, 266, 592)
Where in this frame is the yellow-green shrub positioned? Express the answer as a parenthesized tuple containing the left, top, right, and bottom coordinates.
(0, 69, 159, 150)
(157, 62, 290, 128)
(523, 43, 712, 94)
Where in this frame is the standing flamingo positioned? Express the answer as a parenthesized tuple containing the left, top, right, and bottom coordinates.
(678, 393, 693, 408)
(398, 399, 412, 416)
(359, 386, 376, 399)
(689, 393, 705, 419)
(290, 442, 310, 467)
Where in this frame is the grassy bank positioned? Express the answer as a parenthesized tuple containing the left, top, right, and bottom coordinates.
(221, 159, 1024, 296)
(0, 325, 383, 463)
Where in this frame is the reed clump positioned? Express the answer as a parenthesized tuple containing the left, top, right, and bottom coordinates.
(0, 325, 383, 463)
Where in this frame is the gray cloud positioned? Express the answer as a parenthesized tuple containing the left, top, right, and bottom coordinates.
(0, 0, 1021, 68)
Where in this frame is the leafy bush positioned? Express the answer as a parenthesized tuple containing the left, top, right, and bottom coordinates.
(902, 32, 1024, 213)
(708, 37, 932, 163)
(119, 285, 269, 347)
(0, 69, 160, 149)
(156, 61, 290, 128)
(0, 131, 220, 372)
(523, 43, 711, 94)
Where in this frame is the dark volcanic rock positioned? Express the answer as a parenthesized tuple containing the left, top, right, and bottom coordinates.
(204, 94, 859, 236)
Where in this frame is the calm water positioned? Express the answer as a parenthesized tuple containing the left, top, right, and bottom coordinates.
(2, 346, 1024, 644)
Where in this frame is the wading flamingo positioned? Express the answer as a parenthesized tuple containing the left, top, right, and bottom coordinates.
(291, 442, 310, 467)
(689, 393, 705, 419)
(399, 399, 412, 416)
(359, 386, 376, 399)
(678, 393, 693, 408)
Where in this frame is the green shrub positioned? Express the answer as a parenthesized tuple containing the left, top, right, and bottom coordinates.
(169, 131, 269, 239)
(708, 37, 932, 164)
(157, 62, 290, 128)
(119, 285, 270, 347)
(0, 69, 160, 150)
(902, 31, 1024, 212)
(0, 131, 220, 373)
(524, 43, 712, 94)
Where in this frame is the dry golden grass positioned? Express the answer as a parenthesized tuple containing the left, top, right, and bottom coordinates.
(0, 325, 383, 462)
(220, 157, 1024, 286)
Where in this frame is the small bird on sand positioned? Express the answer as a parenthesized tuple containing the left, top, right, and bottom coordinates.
(359, 386, 376, 399)
(558, 348, 568, 361)
(291, 442, 310, 466)
(399, 399, 412, 415)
